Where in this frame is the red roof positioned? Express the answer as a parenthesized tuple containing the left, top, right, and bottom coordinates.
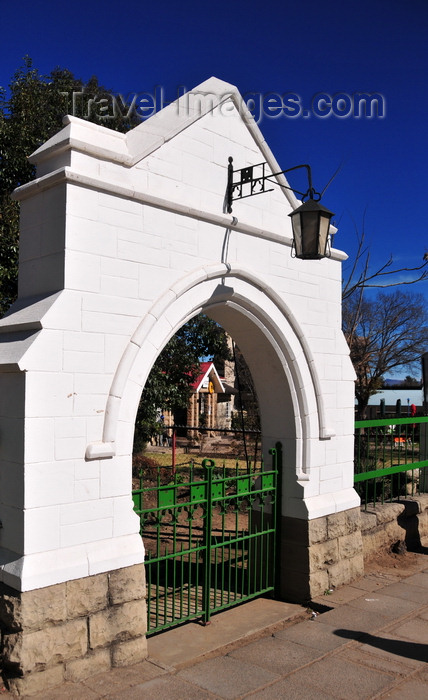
(191, 362, 212, 390)
(191, 362, 224, 393)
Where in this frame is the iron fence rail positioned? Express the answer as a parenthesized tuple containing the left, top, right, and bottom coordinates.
(354, 416, 428, 509)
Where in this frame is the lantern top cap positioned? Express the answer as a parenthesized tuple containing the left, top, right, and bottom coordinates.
(289, 198, 335, 217)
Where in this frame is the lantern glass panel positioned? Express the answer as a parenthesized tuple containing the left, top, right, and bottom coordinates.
(300, 211, 319, 258)
(291, 212, 303, 257)
(318, 213, 331, 257)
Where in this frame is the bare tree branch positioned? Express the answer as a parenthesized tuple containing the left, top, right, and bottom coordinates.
(320, 161, 345, 198)
(343, 290, 428, 418)
(342, 227, 428, 300)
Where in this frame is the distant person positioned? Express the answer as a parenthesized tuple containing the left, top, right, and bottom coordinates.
(157, 413, 165, 446)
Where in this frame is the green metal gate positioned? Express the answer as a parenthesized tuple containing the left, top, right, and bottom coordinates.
(132, 445, 280, 635)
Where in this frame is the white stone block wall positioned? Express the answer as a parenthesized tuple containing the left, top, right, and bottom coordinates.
(0, 77, 357, 593)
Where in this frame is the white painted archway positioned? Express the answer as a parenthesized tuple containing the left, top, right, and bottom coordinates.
(95, 263, 334, 505)
(0, 77, 362, 693)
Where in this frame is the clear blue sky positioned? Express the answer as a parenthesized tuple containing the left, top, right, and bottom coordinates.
(1, 0, 427, 292)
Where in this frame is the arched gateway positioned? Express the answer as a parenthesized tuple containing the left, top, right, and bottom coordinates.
(0, 78, 362, 694)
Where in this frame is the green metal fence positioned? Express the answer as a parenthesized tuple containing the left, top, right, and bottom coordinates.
(132, 446, 280, 635)
(354, 416, 428, 509)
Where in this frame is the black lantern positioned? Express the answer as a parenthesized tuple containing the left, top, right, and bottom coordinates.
(288, 197, 334, 260)
(226, 157, 335, 261)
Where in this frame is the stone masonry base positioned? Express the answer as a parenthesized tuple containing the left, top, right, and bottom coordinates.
(3, 499, 425, 695)
(280, 507, 364, 602)
(361, 493, 428, 560)
(0, 563, 147, 696)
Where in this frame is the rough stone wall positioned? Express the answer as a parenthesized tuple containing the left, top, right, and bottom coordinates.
(361, 494, 428, 560)
(281, 496, 428, 605)
(0, 564, 147, 696)
(281, 507, 364, 602)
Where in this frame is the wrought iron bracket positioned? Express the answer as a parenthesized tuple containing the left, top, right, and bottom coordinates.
(226, 156, 318, 214)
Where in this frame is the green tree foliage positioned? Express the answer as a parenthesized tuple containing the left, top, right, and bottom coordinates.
(133, 315, 231, 451)
(0, 57, 138, 315)
(231, 344, 260, 433)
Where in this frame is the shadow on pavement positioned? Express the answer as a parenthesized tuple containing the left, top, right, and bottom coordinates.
(334, 628, 428, 663)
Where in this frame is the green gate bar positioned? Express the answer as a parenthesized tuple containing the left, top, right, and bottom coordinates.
(133, 447, 279, 635)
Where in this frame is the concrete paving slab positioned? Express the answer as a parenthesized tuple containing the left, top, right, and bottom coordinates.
(388, 617, 428, 645)
(333, 628, 428, 665)
(283, 654, 394, 699)
(30, 683, 101, 700)
(247, 675, 338, 699)
(177, 656, 280, 699)
(82, 660, 167, 695)
(376, 678, 428, 699)
(313, 604, 389, 634)
(381, 581, 428, 604)
(275, 619, 350, 652)
(415, 665, 428, 681)
(228, 635, 322, 675)
(338, 644, 421, 675)
(311, 585, 366, 606)
(147, 597, 305, 669)
(346, 591, 421, 618)
(404, 571, 428, 588)
(104, 675, 219, 700)
(352, 573, 402, 591)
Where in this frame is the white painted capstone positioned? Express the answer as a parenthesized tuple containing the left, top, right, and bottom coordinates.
(0, 77, 358, 593)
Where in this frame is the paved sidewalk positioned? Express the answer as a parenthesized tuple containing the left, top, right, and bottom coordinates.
(2, 549, 428, 699)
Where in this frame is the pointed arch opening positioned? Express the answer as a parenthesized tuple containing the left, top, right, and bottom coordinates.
(87, 264, 333, 498)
